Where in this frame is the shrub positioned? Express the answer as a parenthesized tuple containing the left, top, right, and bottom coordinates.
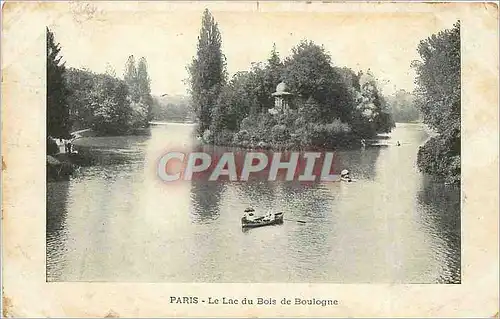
(212, 129, 234, 146)
(233, 129, 250, 146)
(271, 124, 290, 143)
(417, 135, 460, 184)
(202, 129, 213, 144)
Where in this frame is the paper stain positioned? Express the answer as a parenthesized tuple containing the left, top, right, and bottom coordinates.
(2, 295, 13, 318)
(2, 157, 6, 171)
(69, 2, 105, 23)
(105, 309, 120, 318)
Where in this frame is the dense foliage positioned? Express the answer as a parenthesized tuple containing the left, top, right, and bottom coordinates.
(187, 13, 395, 150)
(150, 95, 194, 122)
(413, 21, 460, 184)
(66, 69, 130, 134)
(125, 56, 154, 126)
(386, 89, 420, 123)
(47, 29, 154, 138)
(47, 28, 156, 138)
(188, 9, 227, 136)
(47, 28, 70, 139)
(64, 57, 153, 135)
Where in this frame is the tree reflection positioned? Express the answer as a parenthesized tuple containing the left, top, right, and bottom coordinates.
(235, 180, 278, 206)
(332, 147, 381, 181)
(416, 175, 461, 283)
(46, 181, 70, 281)
(189, 180, 226, 223)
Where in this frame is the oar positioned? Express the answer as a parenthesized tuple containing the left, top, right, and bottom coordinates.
(284, 218, 306, 224)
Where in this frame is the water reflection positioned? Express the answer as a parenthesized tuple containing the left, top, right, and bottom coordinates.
(46, 181, 70, 281)
(416, 176, 461, 283)
(189, 181, 226, 223)
(46, 123, 461, 283)
(333, 147, 382, 181)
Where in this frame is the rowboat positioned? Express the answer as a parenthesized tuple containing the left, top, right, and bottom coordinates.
(241, 211, 284, 228)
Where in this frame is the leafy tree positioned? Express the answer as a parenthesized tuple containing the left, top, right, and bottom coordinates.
(210, 45, 284, 136)
(245, 65, 268, 115)
(413, 21, 460, 183)
(413, 21, 460, 135)
(283, 41, 355, 123)
(47, 27, 70, 138)
(124, 55, 140, 103)
(137, 57, 153, 124)
(122, 55, 151, 127)
(137, 58, 151, 100)
(65, 67, 97, 130)
(65, 68, 143, 135)
(336, 67, 361, 91)
(188, 9, 227, 135)
(299, 97, 322, 123)
(105, 62, 117, 77)
(262, 44, 284, 108)
(90, 74, 132, 135)
(211, 71, 256, 133)
(351, 70, 394, 135)
(268, 44, 282, 74)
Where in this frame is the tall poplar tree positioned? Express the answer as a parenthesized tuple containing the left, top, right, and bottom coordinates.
(188, 9, 227, 136)
(137, 57, 153, 122)
(124, 55, 140, 103)
(47, 27, 70, 138)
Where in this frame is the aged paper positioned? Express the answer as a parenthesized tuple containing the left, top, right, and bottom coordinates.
(2, 1, 499, 317)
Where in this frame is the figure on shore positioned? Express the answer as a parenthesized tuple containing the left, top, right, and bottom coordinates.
(65, 140, 72, 154)
(340, 169, 352, 182)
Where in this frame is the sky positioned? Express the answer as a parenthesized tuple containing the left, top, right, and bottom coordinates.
(49, 2, 459, 97)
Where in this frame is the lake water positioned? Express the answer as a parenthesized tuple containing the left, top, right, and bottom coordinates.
(46, 123, 461, 283)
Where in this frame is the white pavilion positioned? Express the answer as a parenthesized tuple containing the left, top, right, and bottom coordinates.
(271, 81, 293, 113)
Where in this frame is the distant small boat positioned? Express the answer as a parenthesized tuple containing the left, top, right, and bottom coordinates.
(241, 211, 284, 228)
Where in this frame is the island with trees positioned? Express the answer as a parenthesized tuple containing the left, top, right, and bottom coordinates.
(188, 9, 395, 150)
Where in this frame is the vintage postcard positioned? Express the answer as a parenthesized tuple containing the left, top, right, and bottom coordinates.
(2, 1, 499, 317)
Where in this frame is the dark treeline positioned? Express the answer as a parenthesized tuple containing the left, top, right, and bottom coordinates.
(150, 94, 195, 122)
(188, 9, 395, 150)
(47, 27, 70, 139)
(46, 28, 153, 144)
(413, 21, 461, 184)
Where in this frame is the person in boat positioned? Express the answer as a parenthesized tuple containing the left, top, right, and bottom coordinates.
(340, 169, 352, 182)
(396, 141, 401, 146)
(244, 211, 257, 222)
(263, 212, 274, 222)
